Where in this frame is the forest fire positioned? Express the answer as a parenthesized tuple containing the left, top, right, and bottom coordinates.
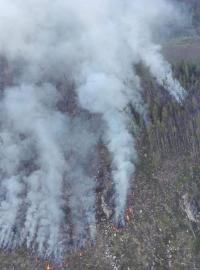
(111, 207, 133, 233)
(125, 213, 130, 222)
(112, 225, 124, 233)
(125, 207, 133, 223)
(46, 263, 54, 270)
(0, 1, 189, 268)
(79, 252, 84, 257)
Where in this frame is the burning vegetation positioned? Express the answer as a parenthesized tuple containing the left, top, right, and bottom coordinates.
(0, 0, 194, 269)
(46, 264, 54, 270)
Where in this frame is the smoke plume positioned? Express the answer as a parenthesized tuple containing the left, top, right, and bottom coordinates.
(0, 0, 186, 260)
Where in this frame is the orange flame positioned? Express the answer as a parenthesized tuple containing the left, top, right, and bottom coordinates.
(46, 264, 54, 270)
(79, 252, 84, 257)
(125, 207, 133, 223)
(125, 214, 130, 222)
(111, 207, 133, 234)
(112, 225, 123, 233)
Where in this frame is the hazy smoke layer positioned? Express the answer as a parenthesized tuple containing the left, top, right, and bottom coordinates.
(0, 0, 186, 259)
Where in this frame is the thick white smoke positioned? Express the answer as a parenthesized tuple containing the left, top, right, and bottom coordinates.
(0, 0, 186, 259)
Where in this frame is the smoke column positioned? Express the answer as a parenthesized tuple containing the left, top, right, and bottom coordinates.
(0, 0, 186, 259)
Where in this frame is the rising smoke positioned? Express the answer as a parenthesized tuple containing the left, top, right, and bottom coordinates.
(0, 0, 186, 260)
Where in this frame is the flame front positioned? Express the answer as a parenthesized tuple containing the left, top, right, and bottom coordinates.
(125, 207, 133, 223)
(46, 264, 54, 270)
